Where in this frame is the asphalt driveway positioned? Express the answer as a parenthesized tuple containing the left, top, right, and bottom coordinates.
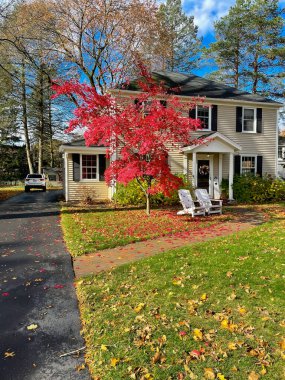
(0, 191, 90, 380)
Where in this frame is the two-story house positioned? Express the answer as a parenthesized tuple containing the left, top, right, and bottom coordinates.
(60, 72, 282, 202)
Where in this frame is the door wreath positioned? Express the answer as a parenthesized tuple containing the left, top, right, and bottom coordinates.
(199, 164, 209, 176)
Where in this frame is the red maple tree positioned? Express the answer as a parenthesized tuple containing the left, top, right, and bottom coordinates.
(52, 66, 203, 214)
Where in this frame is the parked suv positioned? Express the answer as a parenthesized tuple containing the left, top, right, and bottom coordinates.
(25, 174, 46, 192)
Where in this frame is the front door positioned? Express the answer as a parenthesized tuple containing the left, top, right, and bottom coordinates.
(197, 160, 210, 190)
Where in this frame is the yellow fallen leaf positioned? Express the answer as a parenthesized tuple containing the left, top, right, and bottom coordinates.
(204, 367, 215, 379)
(260, 365, 267, 375)
(231, 366, 238, 372)
(238, 306, 247, 315)
(200, 293, 207, 301)
(228, 342, 238, 350)
(217, 373, 227, 380)
(221, 319, 229, 329)
(248, 371, 260, 380)
(4, 351, 15, 358)
(134, 303, 145, 313)
(27, 324, 38, 330)
(101, 344, 108, 351)
(173, 280, 182, 286)
(144, 374, 154, 380)
(110, 357, 119, 367)
(193, 328, 203, 341)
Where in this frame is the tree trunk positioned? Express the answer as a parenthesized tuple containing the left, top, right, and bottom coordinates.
(21, 60, 34, 173)
(146, 193, 150, 216)
(37, 66, 45, 173)
(48, 97, 54, 167)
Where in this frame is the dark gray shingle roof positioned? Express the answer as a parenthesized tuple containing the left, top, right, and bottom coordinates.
(125, 71, 281, 105)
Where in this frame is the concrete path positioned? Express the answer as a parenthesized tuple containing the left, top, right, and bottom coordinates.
(74, 209, 265, 278)
(0, 191, 90, 380)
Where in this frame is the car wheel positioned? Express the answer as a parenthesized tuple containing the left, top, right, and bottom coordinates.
(42, 186, 46, 192)
(25, 186, 30, 192)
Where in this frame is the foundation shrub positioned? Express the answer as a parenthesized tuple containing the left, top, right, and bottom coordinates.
(113, 175, 193, 206)
(233, 174, 285, 203)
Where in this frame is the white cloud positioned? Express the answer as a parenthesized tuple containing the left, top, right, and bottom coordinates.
(182, 0, 235, 35)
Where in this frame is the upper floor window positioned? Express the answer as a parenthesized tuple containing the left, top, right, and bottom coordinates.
(81, 154, 98, 180)
(242, 108, 257, 133)
(241, 155, 256, 175)
(196, 105, 211, 130)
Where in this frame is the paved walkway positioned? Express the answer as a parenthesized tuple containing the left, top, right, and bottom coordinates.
(74, 209, 265, 278)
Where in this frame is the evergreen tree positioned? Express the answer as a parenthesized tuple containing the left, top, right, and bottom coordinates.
(206, 0, 285, 98)
(159, 0, 201, 72)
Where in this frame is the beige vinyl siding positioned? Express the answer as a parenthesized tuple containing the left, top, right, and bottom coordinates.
(217, 105, 277, 177)
(67, 154, 109, 201)
(168, 148, 184, 174)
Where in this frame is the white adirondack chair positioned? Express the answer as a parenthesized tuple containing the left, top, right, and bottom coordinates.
(195, 188, 223, 215)
(177, 189, 206, 217)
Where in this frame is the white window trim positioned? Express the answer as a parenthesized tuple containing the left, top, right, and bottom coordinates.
(196, 105, 212, 131)
(240, 154, 257, 175)
(80, 154, 100, 181)
(242, 107, 257, 133)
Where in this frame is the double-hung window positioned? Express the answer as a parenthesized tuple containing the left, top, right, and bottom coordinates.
(81, 154, 99, 180)
(242, 108, 256, 133)
(196, 105, 211, 130)
(241, 156, 256, 175)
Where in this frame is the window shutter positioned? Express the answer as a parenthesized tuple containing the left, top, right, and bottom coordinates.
(211, 105, 218, 131)
(234, 155, 241, 175)
(256, 155, 263, 177)
(189, 107, 196, 119)
(257, 108, 262, 133)
(99, 154, 107, 181)
(160, 100, 167, 108)
(236, 107, 242, 132)
(72, 154, 80, 182)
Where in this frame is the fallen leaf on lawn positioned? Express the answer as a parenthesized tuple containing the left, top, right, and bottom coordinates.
(217, 373, 227, 380)
(134, 303, 145, 313)
(278, 338, 285, 350)
(226, 271, 233, 278)
(238, 306, 247, 315)
(110, 357, 119, 367)
(193, 328, 203, 341)
(200, 293, 207, 301)
(248, 371, 260, 380)
(228, 342, 238, 350)
(152, 351, 161, 364)
(101, 344, 108, 351)
(27, 324, 38, 330)
(260, 365, 267, 375)
(184, 365, 197, 379)
(204, 367, 215, 379)
(4, 351, 15, 358)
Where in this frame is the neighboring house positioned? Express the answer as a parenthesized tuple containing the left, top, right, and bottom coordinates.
(60, 72, 282, 202)
(42, 167, 62, 182)
(277, 136, 285, 179)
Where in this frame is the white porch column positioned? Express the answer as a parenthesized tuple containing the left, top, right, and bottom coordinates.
(192, 152, 197, 187)
(183, 154, 188, 176)
(64, 152, 69, 202)
(229, 153, 234, 200)
(219, 154, 223, 185)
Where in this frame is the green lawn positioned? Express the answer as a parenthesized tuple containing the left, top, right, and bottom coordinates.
(61, 207, 244, 257)
(76, 207, 285, 379)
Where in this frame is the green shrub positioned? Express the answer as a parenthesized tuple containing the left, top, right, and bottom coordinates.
(233, 174, 285, 203)
(113, 175, 193, 206)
